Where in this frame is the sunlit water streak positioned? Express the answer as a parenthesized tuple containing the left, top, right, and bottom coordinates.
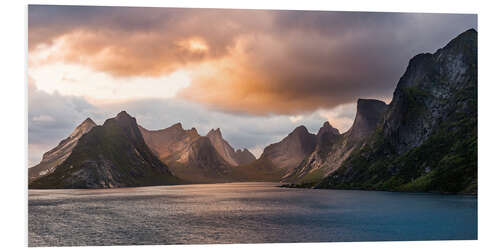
(28, 182, 477, 246)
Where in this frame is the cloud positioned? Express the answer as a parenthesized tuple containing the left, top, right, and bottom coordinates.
(28, 79, 105, 166)
(27, 6, 477, 165)
(28, 79, 345, 165)
(29, 62, 190, 103)
(28, 6, 477, 115)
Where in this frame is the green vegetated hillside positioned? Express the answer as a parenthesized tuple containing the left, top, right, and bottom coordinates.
(316, 29, 477, 194)
(29, 112, 182, 189)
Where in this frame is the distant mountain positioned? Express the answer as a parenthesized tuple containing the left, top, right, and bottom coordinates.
(206, 128, 256, 166)
(259, 126, 317, 171)
(139, 123, 200, 162)
(28, 118, 96, 183)
(29, 111, 181, 189)
(283, 99, 387, 185)
(234, 148, 256, 165)
(316, 29, 477, 194)
(140, 125, 256, 183)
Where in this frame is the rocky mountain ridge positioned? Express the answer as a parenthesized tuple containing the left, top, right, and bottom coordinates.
(316, 29, 477, 194)
(28, 118, 96, 183)
(29, 111, 181, 188)
(282, 99, 388, 184)
(139, 124, 256, 183)
(28, 29, 477, 193)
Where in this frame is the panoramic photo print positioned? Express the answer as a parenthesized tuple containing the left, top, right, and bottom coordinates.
(28, 5, 477, 246)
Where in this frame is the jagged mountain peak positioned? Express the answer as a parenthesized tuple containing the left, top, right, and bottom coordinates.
(30, 111, 180, 189)
(318, 121, 340, 136)
(207, 128, 222, 137)
(29, 117, 98, 183)
(170, 122, 183, 129)
(233, 148, 257, 165)
(70, 117, 97, 138)
(290, 125, 311, 136)
(81, 117, 96, 126)
(116, 110, 132, 119)
(189, 127, 198, 134)
(439, 28, 477, 53)
(105, 111, 137, 126)
(260, 124, 317, 171)
(317, 29, 477, 193)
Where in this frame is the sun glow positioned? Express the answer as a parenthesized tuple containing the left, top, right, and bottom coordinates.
(178, 38, 209, 53)
(29, 62, 192, 105)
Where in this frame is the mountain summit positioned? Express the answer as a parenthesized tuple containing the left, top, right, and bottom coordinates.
(258, 125, 317, 171)
(345, 99, 387, 141)
(282, 99, 386, 184)
(140, 124, 255, 183)
(30, 112, 181, 188)
(317, 29, 477, 193)
(29, 117, 96, 183)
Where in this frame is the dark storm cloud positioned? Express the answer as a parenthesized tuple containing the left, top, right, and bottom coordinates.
(28, 6, 477, 115)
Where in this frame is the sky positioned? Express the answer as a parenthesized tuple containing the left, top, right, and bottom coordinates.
(27, 5, 477, 167)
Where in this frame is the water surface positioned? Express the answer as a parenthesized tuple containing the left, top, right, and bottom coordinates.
(29, 182, 477, 246)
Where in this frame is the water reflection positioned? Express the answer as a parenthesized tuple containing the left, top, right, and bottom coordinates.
(29, 182, 477, 246)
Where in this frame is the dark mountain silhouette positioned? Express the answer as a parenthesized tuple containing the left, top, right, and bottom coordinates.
(317, 29, 477, 194)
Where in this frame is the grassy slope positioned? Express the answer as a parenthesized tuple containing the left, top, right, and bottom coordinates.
(317, 83, 477, 194)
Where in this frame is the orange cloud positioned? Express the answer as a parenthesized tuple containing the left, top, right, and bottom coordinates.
(28, 6, 477, 115)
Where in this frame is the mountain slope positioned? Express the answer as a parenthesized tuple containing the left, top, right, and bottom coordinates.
(258, 125, 317, 171)
(206, 128, 255, 166)
(316, 29, 477, 194)
(139, 123, 200, 161)
(283, 99, 387, 184)
(234, 148, 257, 165)
(29, 111, 182, 189)
(141, 125, 256, 183)
(28, 118, 96, 183)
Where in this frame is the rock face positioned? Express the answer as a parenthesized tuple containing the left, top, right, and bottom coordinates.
(283, 100, 387, 184)
(28, 118, 96, 183)
(317, 29, 477, 194)
(29, 111, 181, 189)
(345, 99, 388, 142)
(206, 128, 255, 166)
(234, 149, 257, 165)
(139, 123, 200, 162)
(140, 125, 256, 183)
(259, 126, 317, 171)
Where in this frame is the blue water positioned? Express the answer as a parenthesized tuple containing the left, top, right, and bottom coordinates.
(28, 182, 477, 246)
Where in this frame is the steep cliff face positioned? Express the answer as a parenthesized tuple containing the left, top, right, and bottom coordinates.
(206, 128, 256, 166)
(345, 99, 388, 142)
(259, 126, 317, 171)
(317, 29, 477, 194)
(28, 118, 96, 183)
(283, 100, 387, 184)
(29, 111, 181, 189)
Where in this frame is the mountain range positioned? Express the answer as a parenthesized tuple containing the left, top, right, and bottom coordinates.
(28, 29, 477, 194)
